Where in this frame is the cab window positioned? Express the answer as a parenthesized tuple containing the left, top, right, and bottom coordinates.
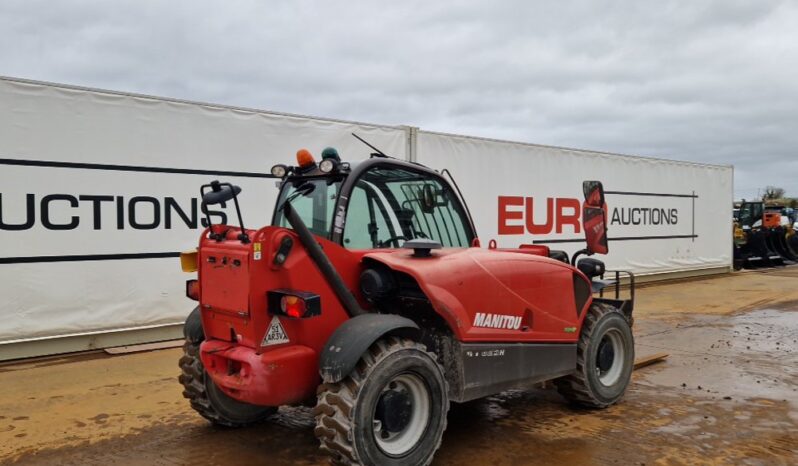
(273, 178, 342, 238)
(343, 166, 472, 249)
(738, 202, 763, 228)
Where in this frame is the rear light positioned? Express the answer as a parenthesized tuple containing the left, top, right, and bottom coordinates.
(268, 289, 321, 318)
(281, 295, 306, 318)
(180, 249, 198, 272)
(186, 279, 199, 301)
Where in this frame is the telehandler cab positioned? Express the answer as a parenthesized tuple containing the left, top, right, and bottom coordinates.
(178, 141, 636, 465)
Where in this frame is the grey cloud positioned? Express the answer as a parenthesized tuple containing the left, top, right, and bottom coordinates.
(1, 0, 796, 198)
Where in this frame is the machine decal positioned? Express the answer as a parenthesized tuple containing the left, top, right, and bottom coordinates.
(333, 196, 347, 234)
(466, 349, 506, 358)
(564, 326, 577, 333)
(253, 242, 262, 261)
(261, 316, 289, 346)
(473, 313, 522, 330)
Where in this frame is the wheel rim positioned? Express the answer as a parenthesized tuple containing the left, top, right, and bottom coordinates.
(596, 328, 625, 386)
(372, 372, 431, 456)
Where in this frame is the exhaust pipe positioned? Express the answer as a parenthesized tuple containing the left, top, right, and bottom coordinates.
(283, 202, 366, 317)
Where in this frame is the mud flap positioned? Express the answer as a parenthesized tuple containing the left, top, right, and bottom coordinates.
(318, 313, 419, 383)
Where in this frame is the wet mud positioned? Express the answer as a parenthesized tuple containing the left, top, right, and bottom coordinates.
(2, 269, 798, 465)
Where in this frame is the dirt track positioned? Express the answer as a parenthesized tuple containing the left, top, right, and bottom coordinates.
(1, 268, 797, 465)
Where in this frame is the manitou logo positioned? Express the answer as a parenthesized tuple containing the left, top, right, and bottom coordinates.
(498, 196, 582, 235)
(473, 312, 522, 330)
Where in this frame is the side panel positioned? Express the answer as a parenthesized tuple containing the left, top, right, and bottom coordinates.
(199, 246, 251, 315)
(367, 248, 586, 343)
(455, 342, 577, 402)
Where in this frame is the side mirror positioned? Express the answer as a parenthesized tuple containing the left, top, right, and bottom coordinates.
(582, 180, 608, 255)
(583, 180, 605, 207)
(203, 181, 242, 205)
(199, 180, 249, 243)
(419, 184, 447, 214)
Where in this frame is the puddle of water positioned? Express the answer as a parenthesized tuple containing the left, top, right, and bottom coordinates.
(636, 309, 798, 417)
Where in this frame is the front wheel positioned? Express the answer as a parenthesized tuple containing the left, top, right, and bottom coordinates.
(555, 302, 635, 408)
(313, 337, 449, 466)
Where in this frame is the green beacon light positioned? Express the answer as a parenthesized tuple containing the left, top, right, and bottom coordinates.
(321, 147, 341, 162)
(319, 147, 341, 173)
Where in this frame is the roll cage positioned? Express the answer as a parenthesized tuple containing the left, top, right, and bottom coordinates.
(271, 157, 477, 248)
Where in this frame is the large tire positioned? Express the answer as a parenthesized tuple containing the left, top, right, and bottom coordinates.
(178, 313, 276, 427)
(788, 234, 798, 256)
(313, 337, 449, 466)
(556, 302, 634, 408)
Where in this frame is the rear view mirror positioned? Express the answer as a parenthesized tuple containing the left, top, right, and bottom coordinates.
(419, 184, 448, 214)
(420, 184, 436, 213)
(582, 180, 608, 255)
(203, 181, 242, 205)
(583, 180, 605, 207)
(199, 180, 250, 243)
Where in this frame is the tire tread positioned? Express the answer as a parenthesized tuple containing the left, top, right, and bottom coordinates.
(178, 340, 273, 427)
(555, 302, 632, 408)
(314, 338, 448, 465)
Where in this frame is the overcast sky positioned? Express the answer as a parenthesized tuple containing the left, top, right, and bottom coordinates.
(1, 0, 796, 199)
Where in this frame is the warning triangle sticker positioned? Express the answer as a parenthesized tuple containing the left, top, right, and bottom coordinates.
(261, 316, 290, 346)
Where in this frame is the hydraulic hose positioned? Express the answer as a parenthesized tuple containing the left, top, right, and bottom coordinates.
(283, 202, 365, 317)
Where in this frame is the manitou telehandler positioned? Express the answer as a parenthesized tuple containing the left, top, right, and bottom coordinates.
(178, 141, 636, 465)
(733, 201, 798, 269)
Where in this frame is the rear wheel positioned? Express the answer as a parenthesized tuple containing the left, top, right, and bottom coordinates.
(178, 309, 276, 427)
(313, 337, 449, 466)
(556, 302, 634, 408)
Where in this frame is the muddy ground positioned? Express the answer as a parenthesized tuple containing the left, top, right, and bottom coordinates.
(1, 268, 797, 465)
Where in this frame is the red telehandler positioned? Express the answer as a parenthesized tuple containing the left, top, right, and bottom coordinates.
(178, 141, 635, 465)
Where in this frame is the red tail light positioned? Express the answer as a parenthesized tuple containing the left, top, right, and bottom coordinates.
(281, 295, 307, 318)
(268, 289, 321, 318)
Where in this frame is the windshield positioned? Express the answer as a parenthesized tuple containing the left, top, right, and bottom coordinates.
(273, 177, 344, 238)
(343, 166, 473, 249)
